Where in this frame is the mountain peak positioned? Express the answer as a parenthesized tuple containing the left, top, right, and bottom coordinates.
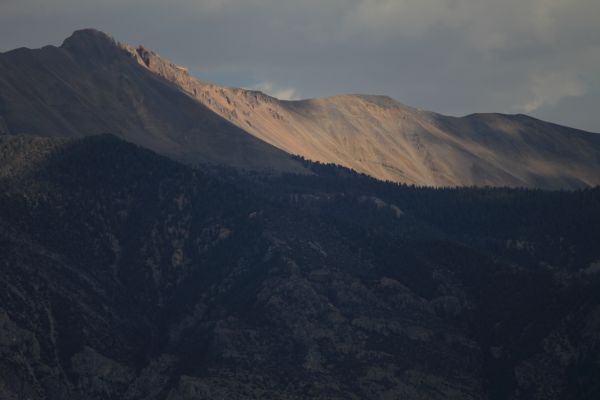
(60, 29, 122, 59)
(62, 29, 115, 47)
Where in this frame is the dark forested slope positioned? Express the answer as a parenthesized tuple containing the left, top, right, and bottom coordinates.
(0, 135, 599, 400)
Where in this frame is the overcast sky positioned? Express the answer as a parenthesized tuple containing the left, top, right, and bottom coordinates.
(1, 0, 599, 132)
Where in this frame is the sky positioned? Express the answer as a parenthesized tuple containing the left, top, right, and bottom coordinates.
(1, 0, 599, 132)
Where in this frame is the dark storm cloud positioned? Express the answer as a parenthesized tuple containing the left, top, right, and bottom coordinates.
(1, 0, 599, 131)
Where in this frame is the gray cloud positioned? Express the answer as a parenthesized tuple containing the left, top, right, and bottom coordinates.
(1, 0, 599, 131)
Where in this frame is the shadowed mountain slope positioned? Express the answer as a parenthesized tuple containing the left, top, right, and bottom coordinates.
(1, 134, 599, 399)
(0, 29, 306, 174)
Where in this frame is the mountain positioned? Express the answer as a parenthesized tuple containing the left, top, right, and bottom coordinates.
(129, 39, 600, 189)
(2, 27, 600, 400)
(1, 29, 599, 188)
(0, 29, 306, 174)
(1, 134, 599, 399)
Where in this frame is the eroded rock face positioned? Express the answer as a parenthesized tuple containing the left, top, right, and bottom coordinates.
(0, 135, 599, 399)
(71, 347, 135, 397)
